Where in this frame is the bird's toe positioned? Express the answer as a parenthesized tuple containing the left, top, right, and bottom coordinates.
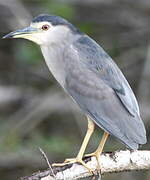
(53, 157, 94, 174)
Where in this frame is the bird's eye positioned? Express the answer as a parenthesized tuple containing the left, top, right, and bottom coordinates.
(41, 24, 50, 31)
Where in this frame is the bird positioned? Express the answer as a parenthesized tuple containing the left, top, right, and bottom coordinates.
(3, 14, 147, 172)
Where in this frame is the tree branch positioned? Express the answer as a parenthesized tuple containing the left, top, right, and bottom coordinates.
(20, 150, 150, 180)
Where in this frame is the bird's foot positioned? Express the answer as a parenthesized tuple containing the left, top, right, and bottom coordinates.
(84, 151, 101, 171)
(52, 157, 94, 174)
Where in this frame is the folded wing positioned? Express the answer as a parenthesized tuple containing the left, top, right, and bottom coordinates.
(64, 35, 146, 149)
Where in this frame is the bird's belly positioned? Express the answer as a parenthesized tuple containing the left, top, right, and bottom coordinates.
(41, 46, 66, 87)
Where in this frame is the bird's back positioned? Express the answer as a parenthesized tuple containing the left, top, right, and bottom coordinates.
(64, 35, 147, 149)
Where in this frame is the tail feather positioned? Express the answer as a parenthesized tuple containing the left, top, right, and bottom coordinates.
(88, 112, 147, 150)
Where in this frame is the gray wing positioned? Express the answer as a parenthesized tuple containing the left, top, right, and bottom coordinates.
(72, 36, 140, 117)
(64, 35, 146, 149)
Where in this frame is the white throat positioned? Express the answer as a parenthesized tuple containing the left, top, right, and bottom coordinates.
(40, 31, 75, 87)
(41, 44, 66, 86)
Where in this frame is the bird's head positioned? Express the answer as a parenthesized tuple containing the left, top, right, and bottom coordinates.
(3, 14, 80, 45)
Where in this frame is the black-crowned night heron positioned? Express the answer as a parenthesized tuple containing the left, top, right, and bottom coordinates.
(3, 14, 147, 172)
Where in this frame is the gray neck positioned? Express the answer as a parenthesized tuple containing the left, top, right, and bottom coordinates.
(40, 32, 80, 87)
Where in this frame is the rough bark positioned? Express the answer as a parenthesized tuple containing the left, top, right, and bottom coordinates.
(20, 150, 150, 180)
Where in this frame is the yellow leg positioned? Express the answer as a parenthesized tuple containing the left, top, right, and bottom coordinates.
(52, 116, 95, 173)
(95, 131, 109, 155)
(85, 131, 109, 169)
(76, 117, 95, 159)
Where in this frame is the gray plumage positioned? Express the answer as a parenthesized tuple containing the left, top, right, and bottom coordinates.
(4, 14, 147, 150)
(64, 35, 146, 149)
(38, 14, 146, 149)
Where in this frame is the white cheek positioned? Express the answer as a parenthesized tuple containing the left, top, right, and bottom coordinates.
(32, 29, 55, 45)
(40, 31, 52, 45)
(44, 26, 70, 45)
(25, 26, 70, 45)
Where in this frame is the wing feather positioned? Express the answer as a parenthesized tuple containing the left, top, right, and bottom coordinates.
(73, 36, 139, 117)
(64, 35, 146, 149)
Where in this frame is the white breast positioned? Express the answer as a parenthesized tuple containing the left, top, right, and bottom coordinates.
(41, 45, 66, 87)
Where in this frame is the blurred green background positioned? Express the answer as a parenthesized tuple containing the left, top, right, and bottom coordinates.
(0, 0, 150, 179)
